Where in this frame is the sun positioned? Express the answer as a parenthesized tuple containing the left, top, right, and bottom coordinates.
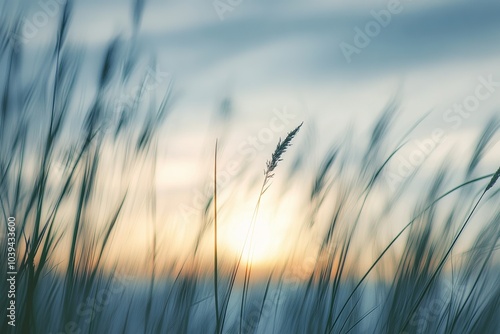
(220, 209, 284, 265)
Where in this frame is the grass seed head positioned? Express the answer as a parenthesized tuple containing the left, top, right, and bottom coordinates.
(264, 122, 303, 184)
(486, 166, 500, 192)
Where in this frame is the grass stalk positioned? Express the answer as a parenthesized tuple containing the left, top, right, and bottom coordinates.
(214, 139, 221, 334)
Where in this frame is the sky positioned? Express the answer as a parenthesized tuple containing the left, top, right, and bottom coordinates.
(7, 0, 500, 270)
(16, 0, 500, 136)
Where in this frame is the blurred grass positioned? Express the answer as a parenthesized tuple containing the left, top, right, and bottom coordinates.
(0, 1, 499, 334)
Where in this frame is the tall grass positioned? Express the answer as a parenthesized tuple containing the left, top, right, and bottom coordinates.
(1, 1, 499, 334)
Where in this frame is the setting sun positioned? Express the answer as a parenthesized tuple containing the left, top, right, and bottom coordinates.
(220, 209, 284, 265)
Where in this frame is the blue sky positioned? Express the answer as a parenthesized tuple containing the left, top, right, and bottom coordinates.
(16, 0, 500, 127)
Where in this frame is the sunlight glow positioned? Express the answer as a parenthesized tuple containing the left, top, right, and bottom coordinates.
(220, 209, 284, 265)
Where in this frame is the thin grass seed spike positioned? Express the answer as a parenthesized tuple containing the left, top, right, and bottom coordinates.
(485, 166, 500, 192)
(263, 122, 303, 191)
(214, 139, 221, 334)
(238, 122, 303, 334)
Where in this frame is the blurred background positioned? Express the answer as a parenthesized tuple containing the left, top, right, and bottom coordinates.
(1, 0, 499, 333)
